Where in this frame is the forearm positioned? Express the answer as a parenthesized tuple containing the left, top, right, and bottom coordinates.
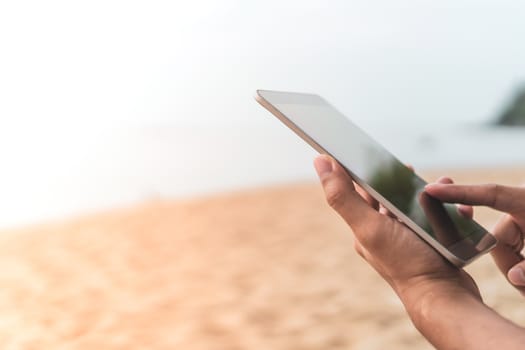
(400, 281, 525, 350)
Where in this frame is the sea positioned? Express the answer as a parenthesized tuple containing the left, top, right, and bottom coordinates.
(0, 122, 523, 229)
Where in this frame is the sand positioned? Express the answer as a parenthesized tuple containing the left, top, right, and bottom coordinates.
(0, 167, 523, 349)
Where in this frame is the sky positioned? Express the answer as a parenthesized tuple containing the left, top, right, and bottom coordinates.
(1, 0, 525, 129)
(0, 0, 525, 228)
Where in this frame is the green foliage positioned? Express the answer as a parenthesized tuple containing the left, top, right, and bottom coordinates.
(497, 86, 525, 126)
(369, 161, 416, 214)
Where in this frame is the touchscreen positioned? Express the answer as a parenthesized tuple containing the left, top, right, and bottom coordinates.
(261, 91, 487, 248)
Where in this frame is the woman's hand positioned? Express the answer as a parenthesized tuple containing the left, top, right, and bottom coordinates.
(425, 182, 525, 295)
(314, 155, 525, 349)
(313, 155, 480, 303)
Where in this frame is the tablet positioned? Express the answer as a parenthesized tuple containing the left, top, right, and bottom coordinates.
(255, 90, 497, 267)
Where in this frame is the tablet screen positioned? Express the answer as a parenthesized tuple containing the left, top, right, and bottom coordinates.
(258, 90, 494, 256)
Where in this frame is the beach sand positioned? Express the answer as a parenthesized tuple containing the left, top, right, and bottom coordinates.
(0, 167, 524, 349)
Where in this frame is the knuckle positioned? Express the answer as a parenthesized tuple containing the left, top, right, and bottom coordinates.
(320, 174, 332, 188)
(487, 183, 500, 207)
(325, 184, 347, 211)
(510, 230, 524, 252)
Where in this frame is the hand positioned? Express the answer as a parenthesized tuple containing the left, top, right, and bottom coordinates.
(425, 182, 525, 295)
(313, 155, 480, 303)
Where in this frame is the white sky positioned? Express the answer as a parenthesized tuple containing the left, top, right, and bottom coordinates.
(0, 0, 525, 228)
(1, 0, 525, 129)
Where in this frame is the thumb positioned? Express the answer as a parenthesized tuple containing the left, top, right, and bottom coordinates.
(313, 155, 376, 232)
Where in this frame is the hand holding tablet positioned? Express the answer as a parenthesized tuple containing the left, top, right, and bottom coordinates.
(255, 90, 496, 267)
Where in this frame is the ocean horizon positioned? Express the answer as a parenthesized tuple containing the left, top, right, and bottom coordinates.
(0, 122, 523, 229)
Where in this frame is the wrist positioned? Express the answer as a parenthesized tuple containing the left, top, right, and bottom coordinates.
(396, 277, 481, 330)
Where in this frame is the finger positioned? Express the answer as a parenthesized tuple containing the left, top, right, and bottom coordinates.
(487, 208, 525, 295)
(424, 183, 525, 214)
(314, 155, 378, 231)
(436, 176, 453, 184)
(507, 262, 525, 295)
(457, 205, 474, 219)
(433, 177, 474, 219)
(355, 182, 379, 211)
(419, 190, 462, 246)
(490, 215, 525, 293)
(379, 205, 396, 218)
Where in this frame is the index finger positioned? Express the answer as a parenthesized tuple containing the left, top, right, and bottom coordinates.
(424, 183, 525, 214)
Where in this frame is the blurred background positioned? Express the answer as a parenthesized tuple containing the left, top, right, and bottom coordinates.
(1, 0, 525, 228)
(0, 1, 525, 349)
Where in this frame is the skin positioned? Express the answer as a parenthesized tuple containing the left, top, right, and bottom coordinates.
(425, 182, 525, 296)
(313, 154, 525, 350)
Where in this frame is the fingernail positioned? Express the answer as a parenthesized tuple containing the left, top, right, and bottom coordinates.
(314, 156, 333, 177)
(508, 266, 525, 286)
